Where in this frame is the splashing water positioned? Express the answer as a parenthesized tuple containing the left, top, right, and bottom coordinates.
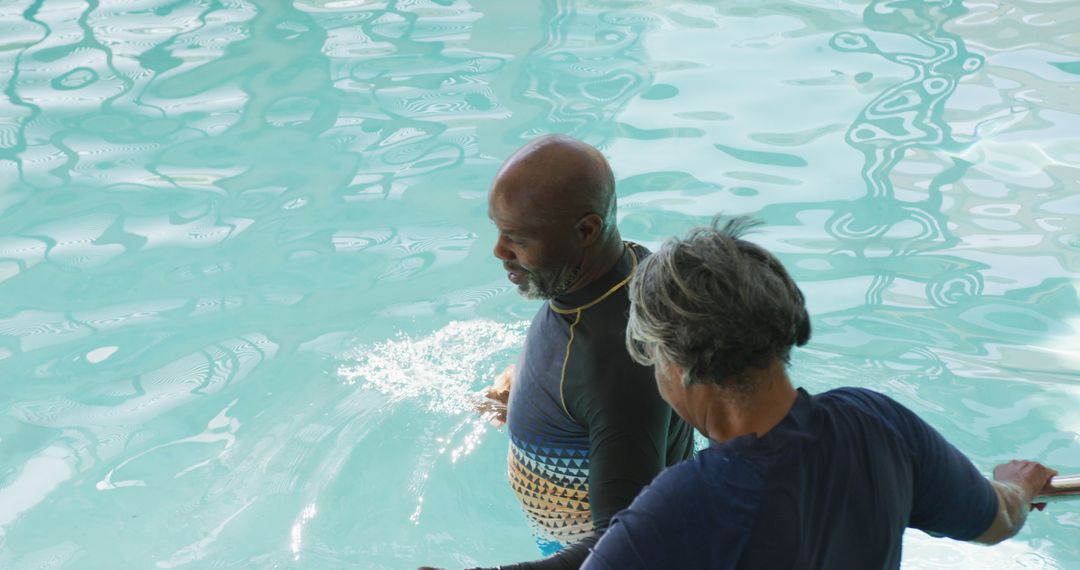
(337, 319, 529, 527)
(337, 320, 528, 415)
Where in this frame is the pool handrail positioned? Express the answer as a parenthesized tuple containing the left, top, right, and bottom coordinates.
(1038, 474, 1080, 502)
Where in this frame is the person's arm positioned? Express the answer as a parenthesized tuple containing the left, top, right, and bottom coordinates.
(467, 344, 679, 570)
(834, 389, 1052, 542)
(584, 452, 752, 570)
(476, 365, 514, 427)
(577, 360, 673, 532)
(505, 356, 677, 568)
(581, 496, 671, 570)
(973, 460, 1058, 545)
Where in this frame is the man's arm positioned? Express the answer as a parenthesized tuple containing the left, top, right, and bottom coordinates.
(476, 365, 514, 427)
(569, 326, 692, 560)
(467, 347, 680, 570)
(464, 363, 676, 570)
(578, 376, 672, 532)
(973, 460, 1058, 545)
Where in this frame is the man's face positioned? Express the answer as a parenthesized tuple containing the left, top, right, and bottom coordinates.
(488, 195, 581, 300)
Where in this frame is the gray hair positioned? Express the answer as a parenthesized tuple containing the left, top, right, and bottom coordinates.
(626, 216, 811, 390)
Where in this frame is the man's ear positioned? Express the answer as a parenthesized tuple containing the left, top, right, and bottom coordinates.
(576, 213, 604, 246)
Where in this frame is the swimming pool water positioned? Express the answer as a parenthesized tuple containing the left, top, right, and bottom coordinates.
(1, 0, 1078, 568)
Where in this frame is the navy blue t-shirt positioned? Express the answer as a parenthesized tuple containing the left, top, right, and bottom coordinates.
(582, 388, 999, 570)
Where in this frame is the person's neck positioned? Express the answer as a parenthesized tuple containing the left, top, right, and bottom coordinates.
(696, 360, 798, 444)
(563, 233, 625, 294)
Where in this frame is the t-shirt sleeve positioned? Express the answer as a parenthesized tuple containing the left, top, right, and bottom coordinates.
(835, 388, 998, 541)
(580, 502, 666, 570)
(569, 352, 673, 532)
(582, 459, 747, 570)
(583, 468, 689, 570)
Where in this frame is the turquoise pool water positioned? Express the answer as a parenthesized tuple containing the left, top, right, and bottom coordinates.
(1, 0, 1078, 567)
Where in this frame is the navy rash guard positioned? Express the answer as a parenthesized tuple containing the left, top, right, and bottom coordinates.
(481, 243, 694, 570)
(583, 387, 999, 570)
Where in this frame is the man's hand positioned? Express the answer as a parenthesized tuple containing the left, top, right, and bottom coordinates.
(993, 460, 1058, 511)
(993, 460, 1058, 503)
(476, 364, 514, 427)
(975, 459, 1057, 545)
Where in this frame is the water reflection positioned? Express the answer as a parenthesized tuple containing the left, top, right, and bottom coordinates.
(826, 4, 1080, 563)
(2, 0, 649, 564)
(814, 0, 1078, 385)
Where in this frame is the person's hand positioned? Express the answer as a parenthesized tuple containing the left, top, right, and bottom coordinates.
(993, 460, 1058, 511)
(476, 364, 514, 427)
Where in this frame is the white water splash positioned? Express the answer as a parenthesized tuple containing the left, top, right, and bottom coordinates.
(337, 319, 527, 415)
(338, 319, 528, 526)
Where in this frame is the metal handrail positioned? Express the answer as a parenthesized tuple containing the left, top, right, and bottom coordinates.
(1038, 474, 1080, 502)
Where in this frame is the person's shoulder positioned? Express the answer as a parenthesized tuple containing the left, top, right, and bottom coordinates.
(588, 452, 727, 569)
(817, 386, 905, 415)
(602, 446, 757, 568)
(633, 447, 733, 511)
(816, 387, 925, 440)
(637, 455, 699, 502)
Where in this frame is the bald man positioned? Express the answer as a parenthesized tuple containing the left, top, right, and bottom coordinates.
(473, 136, 694, 569)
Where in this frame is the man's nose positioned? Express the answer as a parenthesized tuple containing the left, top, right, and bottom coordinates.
(493, 235, 514, 261)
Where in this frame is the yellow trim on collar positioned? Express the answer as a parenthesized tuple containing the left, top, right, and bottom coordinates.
(548, 243, 638, 315)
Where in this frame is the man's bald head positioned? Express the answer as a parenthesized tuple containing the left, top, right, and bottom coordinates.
(488, 135, 624, 299)
(490, 135, 616, 231)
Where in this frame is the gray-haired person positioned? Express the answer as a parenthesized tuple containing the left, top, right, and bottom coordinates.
(581, 217, 1057, 569)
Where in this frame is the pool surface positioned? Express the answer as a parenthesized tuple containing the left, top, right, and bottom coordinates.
(1, 0, 1078, 568)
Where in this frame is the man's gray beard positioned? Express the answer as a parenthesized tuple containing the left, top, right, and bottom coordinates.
(516, 264, 580, 300)
(517, 272, 558, 300)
